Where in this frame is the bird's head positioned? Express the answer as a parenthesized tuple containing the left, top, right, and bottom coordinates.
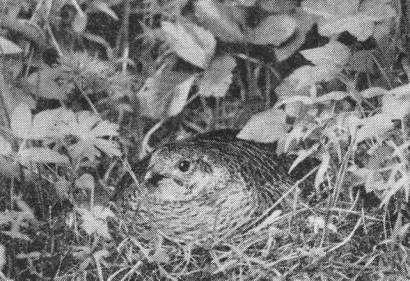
(143, 144, 231, 202)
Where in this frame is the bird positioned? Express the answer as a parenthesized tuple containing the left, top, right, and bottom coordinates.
(117, 129, 299, 242)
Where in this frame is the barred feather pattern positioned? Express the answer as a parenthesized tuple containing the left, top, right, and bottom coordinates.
(124, 131, 294, 242)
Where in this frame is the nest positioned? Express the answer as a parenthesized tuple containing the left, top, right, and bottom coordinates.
(113, 180, 408, 280)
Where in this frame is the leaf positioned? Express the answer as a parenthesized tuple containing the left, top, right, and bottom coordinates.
(82, 33, 114, 58)
(307, 215, 337, 234)
(0, 36, 22, 54)
(283, 101, 304, 117)
(238, 108, 288, 143)
(88, 1, 118, 20)
(302, 0, 360, 18)
(258, 0, 297, 12)
(361, 0, 396, 20)
(289, 144, 320, 173)
(11, 103, 32, 138)
(18, 148, 69, 165)
(197, 55, 236, 98)
(314, 152, 330, 190)
(236, 0, 257, 6)
(300, 41, 350, 66)
(166, 76, 196, 117)
(55, 179, 70, 200)
(0, 136, 12, 155)
(302, 0, 396, 41)
(151, 248, 171, 264)
(319, 15, 374, 41)
(194, 0, 245, 43)
(346, 50, 375, 72)
(76, 206, 115, 239)
(68, 111, 120, 160)
(355, 113, 394, 143)
(31, 108, 76, 139)
(253, 210, 282, 232)
(0, 156, 20, 179)
(251, 15, 297, 45)
(275, 65, 342, 100)
(73, 13, 88, 33)
(316, 91, 348, 102)
(373, 20, 393, 44)
(0, 244, 5, 271)
(27, 66, 71, 100)
(382, 86, 410, 120)
(275, 11, 315, 61)
(136, 59, 197, 119)
(75, 174, 95, 191)
(161, 20, 216, 68)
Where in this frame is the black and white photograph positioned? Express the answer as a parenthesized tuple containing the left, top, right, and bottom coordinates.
(0, 0, 408, 280)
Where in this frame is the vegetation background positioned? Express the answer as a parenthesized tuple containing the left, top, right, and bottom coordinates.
(0, 0, 408, 280)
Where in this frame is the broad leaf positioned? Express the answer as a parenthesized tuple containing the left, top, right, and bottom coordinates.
(355, 113, 394, 143)
(0, 136, 12, 155)
(258, 0, 297, 12)
(381, 84, 410, 120)
(18, 148, 69, 164)
(319, 15, 374, 41)
(238, 108, 288, 143)
(276, 65, 342, 98)
(251, 15, 297, 45)
(346, 50, 375, 72)
(166, 76, 196, 117)
(275, 11, 315, 61)
(68, 111, 120, 160)
(162, 20, 216, 68)
(0, 36, 22, 54)
(55, 179, 70, 200)
(194, 0, 245, 43)
(75, 173, 95, 191)
(137, 59, 197, 119)
(302, 0, 396, 41)
(27, 66, 71, 100)
(73, 13, 87, 33)
(197, 55, 236, 98)
(11, 103, 32, 139)
(31, 108, 76, 139)
(0, 245, 5, 270)
(0, 156, 20, 179)
(300, 41, 350, 66)
(236, 0, 257, 6)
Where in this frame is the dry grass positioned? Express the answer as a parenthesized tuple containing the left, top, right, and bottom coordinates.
(109, 181, 409, 281)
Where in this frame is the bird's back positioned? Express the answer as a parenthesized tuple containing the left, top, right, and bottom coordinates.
(117, 129, 298, 241)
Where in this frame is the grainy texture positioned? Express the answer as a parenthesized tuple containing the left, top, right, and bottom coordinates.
(121, 130, 296, 242)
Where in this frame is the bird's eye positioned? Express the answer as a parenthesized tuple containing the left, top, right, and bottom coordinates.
(178, 160, 191, 172)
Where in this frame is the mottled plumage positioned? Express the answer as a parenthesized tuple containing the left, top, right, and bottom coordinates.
(120, 130, 296, 242)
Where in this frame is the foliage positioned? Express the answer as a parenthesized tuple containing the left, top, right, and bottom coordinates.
(0, 0, 408, 280)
